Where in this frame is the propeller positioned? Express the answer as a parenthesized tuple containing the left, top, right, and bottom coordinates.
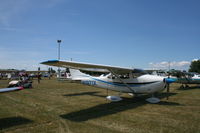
(166, 77, 170, 100)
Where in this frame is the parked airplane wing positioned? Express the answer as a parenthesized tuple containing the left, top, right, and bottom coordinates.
(0, 87, 24, 93)
(41, 60, 145, 75)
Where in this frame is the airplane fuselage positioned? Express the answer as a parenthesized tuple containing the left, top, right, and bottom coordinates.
(76, 74, 166, 94)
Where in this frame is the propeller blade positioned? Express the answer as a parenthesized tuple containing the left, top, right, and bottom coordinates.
(164, 77, 176, 100)
(166, 83, 169, 100)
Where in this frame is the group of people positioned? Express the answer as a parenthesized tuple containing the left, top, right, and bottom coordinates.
(0, 72, 14, 80)
(0, 72, 44, 83)
(19, 72, 43, 84)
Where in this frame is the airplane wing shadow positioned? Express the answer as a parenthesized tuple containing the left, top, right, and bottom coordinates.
(63, 91, 105, 98)
(60, 93, 182, 122)
(60, 98, 145, 122)
(0, 116, 33, 130)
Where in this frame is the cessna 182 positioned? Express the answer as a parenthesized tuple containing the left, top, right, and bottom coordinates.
(41, 60, 175, 103)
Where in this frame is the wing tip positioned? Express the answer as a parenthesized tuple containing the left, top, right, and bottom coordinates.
(40, 59, 59, 64)
(17, 87, 24, 90)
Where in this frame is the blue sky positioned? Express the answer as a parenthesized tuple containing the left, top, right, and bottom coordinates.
(0, 0, 199, 70)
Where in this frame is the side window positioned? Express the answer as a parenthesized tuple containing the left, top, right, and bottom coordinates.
(119, 74, 129, 79)
(107, 75, 116, 79)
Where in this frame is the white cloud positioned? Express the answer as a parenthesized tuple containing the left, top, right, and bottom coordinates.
(0, 46, 91, 70)
(0, 47, 46, 70)
(149, 61, 191, 70)
(192, 59, 199, 61)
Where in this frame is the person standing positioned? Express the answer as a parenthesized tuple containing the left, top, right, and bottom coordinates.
(37, 73, 41, 83)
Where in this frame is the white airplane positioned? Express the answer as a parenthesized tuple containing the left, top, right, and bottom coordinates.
(41, 60, 175, 103)
(191, 73, 200, 82)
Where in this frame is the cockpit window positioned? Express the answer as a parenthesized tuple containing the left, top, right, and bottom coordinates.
(107, 74, 116, 79)
(107, 73, 130, 79)
(119, 74, 130, 79)
(132, 69, 147, 74)
(132, 69, 147, 77)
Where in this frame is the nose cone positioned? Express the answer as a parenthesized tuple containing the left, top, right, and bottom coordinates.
(164, 78, 176, 84)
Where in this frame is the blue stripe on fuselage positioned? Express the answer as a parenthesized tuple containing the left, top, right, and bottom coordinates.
(88, 77, 160, 87)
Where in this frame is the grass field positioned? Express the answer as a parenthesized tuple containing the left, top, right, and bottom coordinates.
(0, 78, 200, 133)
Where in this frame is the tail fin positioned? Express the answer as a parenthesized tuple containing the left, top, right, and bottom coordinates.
(69, 69, 90, 80)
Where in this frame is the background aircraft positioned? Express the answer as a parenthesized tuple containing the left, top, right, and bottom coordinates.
(172, 72, 200, 88)
(150, 70, 200, 88)
(41, 60, 175, 103)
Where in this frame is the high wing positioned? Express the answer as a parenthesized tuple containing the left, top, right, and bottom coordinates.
(40, 60, 145, 75)
(0, 87, 23, 93)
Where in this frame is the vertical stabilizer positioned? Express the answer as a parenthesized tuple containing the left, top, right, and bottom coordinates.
(69, 69, 90, 80)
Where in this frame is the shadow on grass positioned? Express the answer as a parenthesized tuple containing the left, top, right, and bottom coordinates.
(0, 116, 33, 130)
(60, 92, 181, 122)
(63, 91, 105, 98)
(60, 97, 144, 122)
(156, 92, 177, 99)
(178, 85, 200, 90)
(156, 92, 183, 105)
(157, 101, 181, 105)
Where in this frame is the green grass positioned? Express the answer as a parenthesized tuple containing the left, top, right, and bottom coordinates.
(0, 79, 200, 133)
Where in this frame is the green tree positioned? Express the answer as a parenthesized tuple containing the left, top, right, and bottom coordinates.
(189, 60, 200, 73)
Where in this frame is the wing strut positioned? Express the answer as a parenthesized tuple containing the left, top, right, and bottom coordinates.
(109, 69, 135, 94)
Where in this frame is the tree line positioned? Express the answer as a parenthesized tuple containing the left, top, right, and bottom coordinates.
(189, 59, 200, 73)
